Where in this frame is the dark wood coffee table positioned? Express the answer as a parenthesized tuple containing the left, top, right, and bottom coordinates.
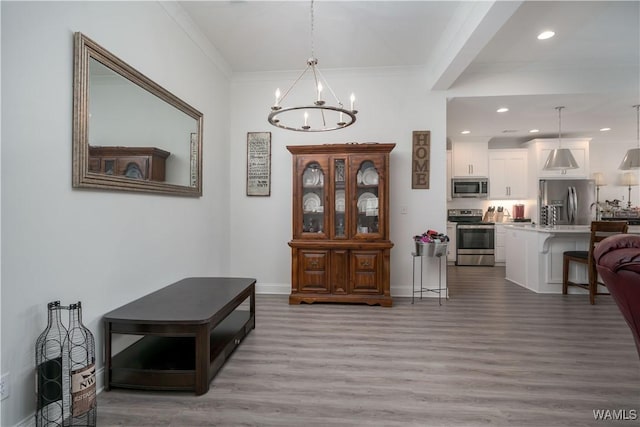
(103, 277, 255, 395)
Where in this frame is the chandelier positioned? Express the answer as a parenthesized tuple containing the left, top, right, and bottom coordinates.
(619, 105, 640, 170)
(267, 0, 357, 132)
(543, 106, 579, 170)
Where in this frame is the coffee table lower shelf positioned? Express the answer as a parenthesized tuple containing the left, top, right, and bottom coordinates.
(110, 312, 253, 392)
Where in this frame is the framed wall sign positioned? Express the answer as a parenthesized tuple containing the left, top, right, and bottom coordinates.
(246, 132, 271, 196)
(411, 130, 430, 189)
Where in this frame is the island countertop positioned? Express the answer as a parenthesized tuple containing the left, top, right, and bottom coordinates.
(504, 224, 640, 234)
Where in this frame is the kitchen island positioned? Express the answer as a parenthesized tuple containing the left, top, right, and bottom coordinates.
(504, 224, 640, 293)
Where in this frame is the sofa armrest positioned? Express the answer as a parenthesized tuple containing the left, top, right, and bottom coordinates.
(594, 234, 640, 274)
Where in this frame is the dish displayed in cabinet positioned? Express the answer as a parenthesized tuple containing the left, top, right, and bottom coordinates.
(303, 168, 323, 186)
(357, 192, 378, 214)
(303, 193, 322, 212)
(335, 189, 345, 213)
(362, 168, 379, 185)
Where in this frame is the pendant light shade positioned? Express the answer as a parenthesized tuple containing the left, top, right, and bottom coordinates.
(619, 105, 640, 170)
(543, 148, 579, 170)
(543, 106, 579, 170)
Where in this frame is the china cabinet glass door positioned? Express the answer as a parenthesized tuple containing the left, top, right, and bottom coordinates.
(302, 162, 326, 236)
(334, 159, 346, 238)
(354, 159, 381, 238)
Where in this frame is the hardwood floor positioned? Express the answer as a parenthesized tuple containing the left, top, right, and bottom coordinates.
(98, 267, 640, 426)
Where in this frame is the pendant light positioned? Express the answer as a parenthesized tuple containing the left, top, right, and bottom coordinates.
(267, 0, 357, 132)
(619, 105, 640, 170)
(543, 106, 579, 170)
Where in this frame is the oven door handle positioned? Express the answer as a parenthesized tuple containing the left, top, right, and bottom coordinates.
(457, 224, 495, 229)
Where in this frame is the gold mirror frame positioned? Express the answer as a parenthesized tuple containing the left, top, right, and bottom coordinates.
(73, 32, 203, 196)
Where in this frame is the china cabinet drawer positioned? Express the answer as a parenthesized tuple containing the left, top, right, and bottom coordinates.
(351, 251, 382, 294)
(298, 250, 329, 293)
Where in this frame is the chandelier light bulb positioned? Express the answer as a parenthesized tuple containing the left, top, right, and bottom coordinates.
(317, 83, 323, 101)
(350, 93, 355, 111)
(274, 88, 281, 107)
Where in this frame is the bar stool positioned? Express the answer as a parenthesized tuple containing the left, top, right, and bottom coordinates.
(562, 221, 628, 304)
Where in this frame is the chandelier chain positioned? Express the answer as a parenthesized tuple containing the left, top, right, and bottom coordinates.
(310, 0, 315, 59)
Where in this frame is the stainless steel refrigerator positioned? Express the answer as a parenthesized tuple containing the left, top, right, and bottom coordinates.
(539, 179, 595, 225)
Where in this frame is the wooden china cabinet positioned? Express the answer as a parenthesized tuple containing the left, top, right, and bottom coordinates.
(287, 143, 395, 307)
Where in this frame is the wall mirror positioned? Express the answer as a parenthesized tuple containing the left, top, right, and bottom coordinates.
(73, 32, 203, 196)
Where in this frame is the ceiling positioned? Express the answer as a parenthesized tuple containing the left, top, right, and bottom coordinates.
(180, 1, 640, 144)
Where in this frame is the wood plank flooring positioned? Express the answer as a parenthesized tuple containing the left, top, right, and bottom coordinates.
(98, 267, 640, 426)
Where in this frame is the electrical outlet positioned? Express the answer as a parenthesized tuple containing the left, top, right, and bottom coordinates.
(0, 372, 9, 401)
(400, 206, 408, 215)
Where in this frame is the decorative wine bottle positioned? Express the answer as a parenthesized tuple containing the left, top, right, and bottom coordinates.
(35, 301, 67, 427)
(63, 302, 96, 426)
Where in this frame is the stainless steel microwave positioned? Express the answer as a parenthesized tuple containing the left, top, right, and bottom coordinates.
(451, 178, 489, 198)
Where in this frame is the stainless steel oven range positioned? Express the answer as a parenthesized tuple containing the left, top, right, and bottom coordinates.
(447, 209, 495, 266)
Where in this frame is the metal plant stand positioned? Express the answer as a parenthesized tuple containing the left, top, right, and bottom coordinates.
(412, 242, 448, 305)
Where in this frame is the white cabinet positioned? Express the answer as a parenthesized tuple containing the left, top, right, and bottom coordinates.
(488, 149, 528, 199)
(452, 141, 488, 177)
(446, 223, 457, 263)
(494, 223, 506, 263)
(527, 138, 590, 178)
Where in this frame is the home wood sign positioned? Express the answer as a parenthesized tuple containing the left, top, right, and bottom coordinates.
(412, 130, 430, 189)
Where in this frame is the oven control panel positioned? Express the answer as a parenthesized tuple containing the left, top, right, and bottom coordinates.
(447, 208, 483, 223)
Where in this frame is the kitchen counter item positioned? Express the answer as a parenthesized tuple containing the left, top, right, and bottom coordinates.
(483, 206, 495, 223)
(514, 204, 525, 220)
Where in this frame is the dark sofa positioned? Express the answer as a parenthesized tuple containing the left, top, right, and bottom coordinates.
(594, 233, 640, 358)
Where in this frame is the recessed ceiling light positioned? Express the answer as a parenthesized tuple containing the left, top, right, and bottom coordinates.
(529, 129, 540, 133)
(496, 107, 509, 113)
(461, 130, 470, 135)
(600, 127, 611, 132)
(537, 31, 555, 40)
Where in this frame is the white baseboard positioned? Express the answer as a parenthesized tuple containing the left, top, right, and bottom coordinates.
(255, 282, 290, 295)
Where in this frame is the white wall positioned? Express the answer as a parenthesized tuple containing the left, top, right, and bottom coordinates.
(229, 67, 448, 297)
(1, 2, 230, 425)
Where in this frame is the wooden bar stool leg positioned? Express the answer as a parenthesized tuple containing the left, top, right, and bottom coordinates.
(562, 256, 569, 295)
